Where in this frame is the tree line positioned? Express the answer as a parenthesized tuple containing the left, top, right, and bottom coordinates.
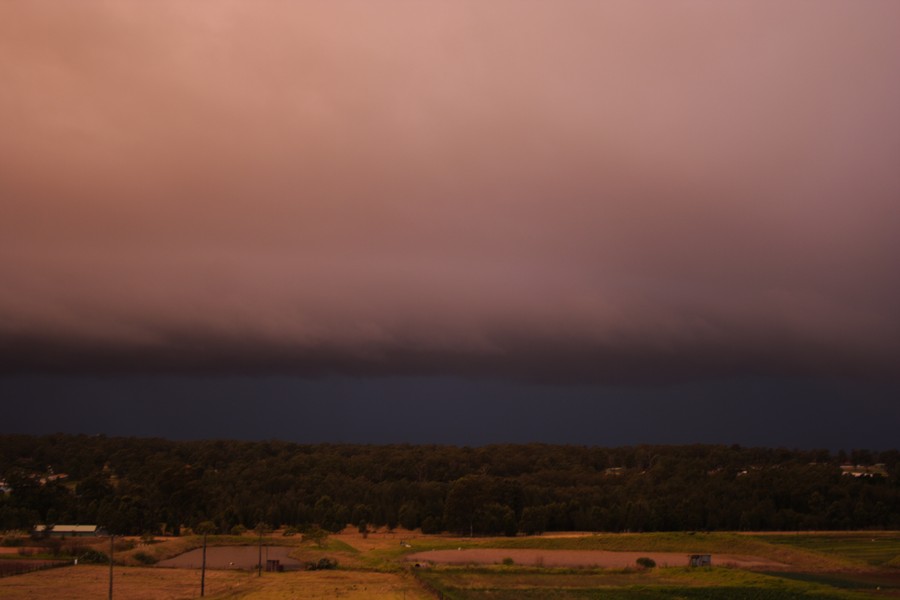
(1, 435, 898, 536)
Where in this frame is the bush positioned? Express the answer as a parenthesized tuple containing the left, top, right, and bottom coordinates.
(230, 524, 247, 536)
(304, 557, 338, 570)
(79, 549, 109, 564)
(636, 557, 656, 569)
(41, 537, 64, 555)
(133, 551, 157, 565)
(63, 540, 88, 557)
(1, 536, 25, 547)
(502, 557, 515, 566)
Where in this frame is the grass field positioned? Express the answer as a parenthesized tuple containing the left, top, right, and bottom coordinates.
(0, 564, 429, 600)
(2, 531, 899, 599)
(415, 566, 889, 600)
(391, 532, 852, 572)
(0, 565, 254, 600)
(403, 531, 900, 600)
(757, 533, 900, 568)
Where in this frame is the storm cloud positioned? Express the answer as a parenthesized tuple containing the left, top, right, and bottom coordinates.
(2, 1, 899, 382)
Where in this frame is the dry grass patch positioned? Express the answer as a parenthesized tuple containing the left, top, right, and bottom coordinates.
(407, 548, 786, 569)
(223, 569, 432, 600)
(0, 565, 256, 600)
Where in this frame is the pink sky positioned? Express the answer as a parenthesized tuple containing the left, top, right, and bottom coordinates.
(2, 1, 899, 380)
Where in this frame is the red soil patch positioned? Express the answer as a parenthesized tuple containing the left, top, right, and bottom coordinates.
(407, 549, 786, 569)
(158, 546, 302, 570)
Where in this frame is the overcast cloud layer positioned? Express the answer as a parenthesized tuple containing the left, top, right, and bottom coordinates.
(2, 1, 899, 382)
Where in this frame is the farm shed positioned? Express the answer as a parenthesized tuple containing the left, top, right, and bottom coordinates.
(688, 554, 712, 567)
(33, 524, 104, 537)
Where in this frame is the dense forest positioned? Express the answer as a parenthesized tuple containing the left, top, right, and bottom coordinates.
(1, 435, 899, 536)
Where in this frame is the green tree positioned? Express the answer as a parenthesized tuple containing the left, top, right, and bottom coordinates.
(301, 525, 329, 548)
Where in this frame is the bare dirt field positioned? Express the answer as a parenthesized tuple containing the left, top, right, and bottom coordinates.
(158, 545, 303, 570)
(406, 548, 787, 569)
(235, 570, 432, 600)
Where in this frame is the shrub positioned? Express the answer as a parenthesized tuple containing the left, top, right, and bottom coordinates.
(133, 551, 157, 565)
(502, 557, 515, 566)
(1, 536, 24, 547)
(230, 524, 247, 536)
(304, 557, 338, 570)
(636, 557, 656, 569)
(79, 549, 109, 564)
(63, 540, 88, 557)
(41, 537, 64, 555)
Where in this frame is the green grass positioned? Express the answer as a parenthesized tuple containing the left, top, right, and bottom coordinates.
(322, 538, 360, 554)
(416, 566, 876, 600)
(762, 571, 900, 591)
(362, 537, 485, 569)
(429, 588, 862, 600)
(426, 532, 871, 571)
(758, 534, 900, 567)
(414, 555, 900, 600)
(0, 553, 61, 560)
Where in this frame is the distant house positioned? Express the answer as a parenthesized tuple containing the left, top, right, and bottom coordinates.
(33, 524, 105, 537)
(688, 554, 712, 567)
(840, 464, 887, 478)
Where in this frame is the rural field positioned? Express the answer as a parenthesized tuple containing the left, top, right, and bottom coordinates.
(1, 530, 899, 599)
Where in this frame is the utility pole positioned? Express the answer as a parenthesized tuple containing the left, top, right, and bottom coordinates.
(255, 521, 268, 577)
(200, 532, 207, 597)
(108, 534, 114, 600)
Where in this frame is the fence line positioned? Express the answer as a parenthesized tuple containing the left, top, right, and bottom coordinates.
(410, 567, 445, 600)
(0, 559, 70, 578)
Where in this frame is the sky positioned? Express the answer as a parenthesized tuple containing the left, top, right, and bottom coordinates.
(2, 1, 899, 448)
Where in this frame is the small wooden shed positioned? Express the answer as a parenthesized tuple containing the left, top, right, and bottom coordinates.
(688, 554, 712, 567)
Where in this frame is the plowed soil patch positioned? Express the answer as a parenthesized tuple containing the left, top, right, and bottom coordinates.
(158, 546, 302, 570)
(407, 549, 786, 569)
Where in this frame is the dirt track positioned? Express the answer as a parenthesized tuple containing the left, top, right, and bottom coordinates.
(158, 546, 302, 570)
(406, 548, 786, 569)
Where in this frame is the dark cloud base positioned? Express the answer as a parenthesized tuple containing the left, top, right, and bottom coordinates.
(2, 375, 898, 450)
(2, 327, 897, 384)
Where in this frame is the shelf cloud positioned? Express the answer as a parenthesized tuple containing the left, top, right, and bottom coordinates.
(2, 1, 899, 382)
